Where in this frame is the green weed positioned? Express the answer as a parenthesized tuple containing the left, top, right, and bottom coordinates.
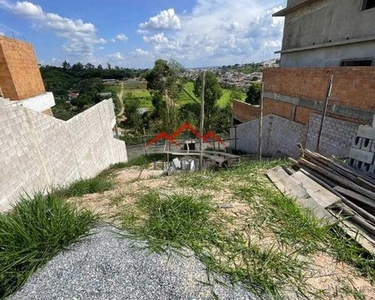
(0, 193, 97, 298)
(51, 177, 113, 198)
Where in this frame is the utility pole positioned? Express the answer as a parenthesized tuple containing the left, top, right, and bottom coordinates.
(199, 71, 206, 170)
(259, 82, 264, 161)
(316, 75, 334, 153)
(165, 89, 170, 166)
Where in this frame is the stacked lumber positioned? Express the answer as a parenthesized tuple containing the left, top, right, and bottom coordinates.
(266, 148, 375, 255)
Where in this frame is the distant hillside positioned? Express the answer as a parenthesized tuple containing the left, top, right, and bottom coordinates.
(218, 63, 262, 74)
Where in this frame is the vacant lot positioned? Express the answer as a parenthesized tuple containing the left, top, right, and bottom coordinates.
(4, 158, 374, 299)
(65, 158, 375, 300)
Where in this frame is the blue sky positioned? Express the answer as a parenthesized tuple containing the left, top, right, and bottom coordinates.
(0, 0, 286, 68)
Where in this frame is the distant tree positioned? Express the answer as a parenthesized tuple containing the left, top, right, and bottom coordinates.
(179, 102, 200, 128)
(145, 59, 172, 95)
(145, 59, 183, 132)
(123, 93, 142, 131)
(61, 60, 70, 71)
(230, 88, 244, 102)
(245, 83, 261, 105)
(97, 64, 103, 70)
(71, 94, 91, 110)
(107, 63, 112, 70)
(85, 63, 94, 69)
(71, 62, 84, 72)
(193, 71, 223, 131)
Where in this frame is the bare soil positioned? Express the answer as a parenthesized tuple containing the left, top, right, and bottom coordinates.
(70, 164, 375, 299)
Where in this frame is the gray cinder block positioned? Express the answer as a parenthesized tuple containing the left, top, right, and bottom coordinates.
(361, 138, 372, 151)
(352, 136, 363, 149)
(361, 163, 371, 173)
(357, 125, 375, 140)
(370, 165, 375, 176)
(349, 148, 375, 164)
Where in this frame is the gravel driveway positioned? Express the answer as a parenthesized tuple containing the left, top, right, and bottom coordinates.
(10, 226, 257, 300)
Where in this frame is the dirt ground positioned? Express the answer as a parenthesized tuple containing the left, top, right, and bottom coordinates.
(70, 164, 375, 300)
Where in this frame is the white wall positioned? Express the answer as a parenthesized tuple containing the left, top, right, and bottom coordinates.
(230, 115, 307, 158)
(0, 98, 127, 211)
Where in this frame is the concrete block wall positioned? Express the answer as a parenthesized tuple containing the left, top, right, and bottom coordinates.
(0, 98, 127, 211)
(305, 113, 359, 158)
(230, 115, 306, 158)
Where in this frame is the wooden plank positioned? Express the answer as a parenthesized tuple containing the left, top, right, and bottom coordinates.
(329, 209, 375, 255)
(334, 186, 375, 209)
(299, 158, 375, 201)
(291, 171, 341, 208)
(266, 167, 336, 224)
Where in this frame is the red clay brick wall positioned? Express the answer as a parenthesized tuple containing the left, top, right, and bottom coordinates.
(263, 67, 375, 124)
(0, 36, 45, 100)
(233, 100, 260, 122)
(264, 98, 294, 119)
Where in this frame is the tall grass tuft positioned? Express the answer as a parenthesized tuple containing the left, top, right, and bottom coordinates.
(51, 177, 113, 198)
(122, 192, 221, 252)
(0, 193, 97, 298)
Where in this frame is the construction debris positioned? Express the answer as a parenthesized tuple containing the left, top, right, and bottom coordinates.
(267, 147, 375, 255)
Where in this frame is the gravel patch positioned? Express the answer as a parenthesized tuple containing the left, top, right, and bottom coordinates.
(9, 226, 257, 300)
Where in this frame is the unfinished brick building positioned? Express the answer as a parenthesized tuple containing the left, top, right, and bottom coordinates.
(231, 0, 375, 159)
(0, 35, 55, 114)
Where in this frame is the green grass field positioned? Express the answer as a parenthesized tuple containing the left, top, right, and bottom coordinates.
(105, 85, 121, 94)
(217, 88, 246, 108)
(123, 89, 153, 109)
(107, 81, 246, 110)
(179, 81, 246, 108)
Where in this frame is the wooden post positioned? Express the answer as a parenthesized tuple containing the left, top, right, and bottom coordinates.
(316, 75, 334, 153)
(199, 71, 206, 170)
(143, 127, 148, 157)
(259, 82, 264, 161)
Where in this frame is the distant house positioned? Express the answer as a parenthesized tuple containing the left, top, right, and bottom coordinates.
(68, 92, 79, 100)
(102, 79, 118, 85)
(98, 92, 112, 98)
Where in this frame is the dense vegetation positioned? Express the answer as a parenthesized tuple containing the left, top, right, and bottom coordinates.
(41, 62, 147, 120)
(41, 59, 252, 144)
(120, 59, 237, 145)
(218, 62, 262, 74)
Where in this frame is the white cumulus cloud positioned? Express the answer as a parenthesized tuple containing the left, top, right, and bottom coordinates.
(139, 8, 181, 30)
(111, 33, 128, 43)
(108, 52, 124, 60)
(143, 33, 169, 44)
(136, 1, 285, 67)
(0, 1, 106, 60)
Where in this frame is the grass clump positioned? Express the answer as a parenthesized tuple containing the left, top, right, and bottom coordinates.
(52, 177, 113, 198)
(122, 154, 165, 168)
(234, 183, 329, 254)
(0, 193, 97, 298)
(122, 192, 220, 252)
(121, 190, 312, 298)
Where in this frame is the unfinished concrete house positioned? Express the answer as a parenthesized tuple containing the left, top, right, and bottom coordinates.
(0, 36, 128, 211)
(274, 0, 375, 67)
(232, 0, 375, 159)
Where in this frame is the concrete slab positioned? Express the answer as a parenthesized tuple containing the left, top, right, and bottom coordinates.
(349, 148, 375, 164)
(357, 125, 375, 140)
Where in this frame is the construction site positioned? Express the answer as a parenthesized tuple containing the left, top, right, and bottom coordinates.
(1, 0, 375, 299)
